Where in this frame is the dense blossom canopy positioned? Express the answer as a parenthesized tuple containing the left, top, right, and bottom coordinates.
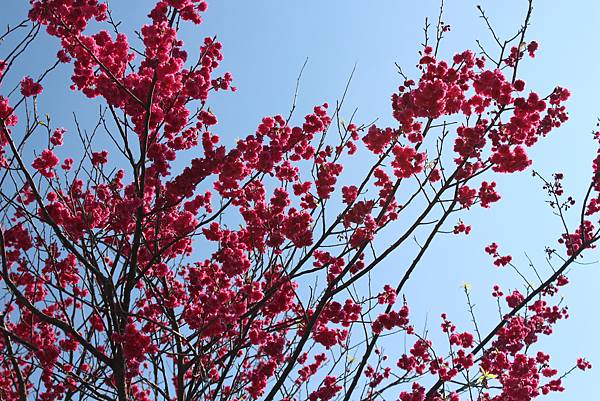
(0, 1, 598, 401)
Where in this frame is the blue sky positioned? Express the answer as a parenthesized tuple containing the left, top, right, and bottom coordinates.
(2, 0, 599, 399)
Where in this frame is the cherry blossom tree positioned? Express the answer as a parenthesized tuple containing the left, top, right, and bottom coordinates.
(0, 1, 598, 401)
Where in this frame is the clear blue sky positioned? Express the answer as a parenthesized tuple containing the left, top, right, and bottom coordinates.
(2, 0, 599, 399)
